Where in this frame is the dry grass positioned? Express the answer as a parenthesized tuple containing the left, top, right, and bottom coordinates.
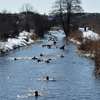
(78, 40, 100, 53)
(94, 49, 100, 76)
(69, 30, 83, 43)
(31, 33, 39, 40)
(78, 39, 100, 76)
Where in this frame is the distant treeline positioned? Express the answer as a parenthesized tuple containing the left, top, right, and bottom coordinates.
(0, 12, 100, 41)
(50, 13, 100, 33)
(0, 11, 51, 41)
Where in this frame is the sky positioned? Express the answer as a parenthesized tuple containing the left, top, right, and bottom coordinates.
(0, 0, 100, 14)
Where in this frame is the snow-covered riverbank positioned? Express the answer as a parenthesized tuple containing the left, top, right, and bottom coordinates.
(0, 27, 99, 57)
(69, 28, 100, 58)
(70, 28, 100, 45)
(0, 29, 65, 54)
(0, 31, 35, 53)
(79, 28, 100, 40)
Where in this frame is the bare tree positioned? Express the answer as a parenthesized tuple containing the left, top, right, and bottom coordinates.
(20, 3, 34, 32)
(1, 9, 8, 14)
(52, 0, 83, 37)
(21, 3, 33, 13)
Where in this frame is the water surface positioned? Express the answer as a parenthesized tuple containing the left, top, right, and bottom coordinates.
(0, 31, 100, 100)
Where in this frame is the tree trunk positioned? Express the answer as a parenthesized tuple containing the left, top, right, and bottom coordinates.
(60, 13, 67, 34)
(66, 12, 71, 37)
(59, 1, 68, 38)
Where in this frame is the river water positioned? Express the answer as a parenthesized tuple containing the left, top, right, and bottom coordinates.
(0, 31, 100, 100)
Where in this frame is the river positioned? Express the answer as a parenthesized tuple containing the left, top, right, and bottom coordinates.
(0, 30, 100, 100)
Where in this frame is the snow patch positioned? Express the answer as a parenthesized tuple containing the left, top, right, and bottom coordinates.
(77, 50, 95, 59)
(69, 38, 81, 45)
(79, 28, 100, 40)
(0, 31, 35, 53)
